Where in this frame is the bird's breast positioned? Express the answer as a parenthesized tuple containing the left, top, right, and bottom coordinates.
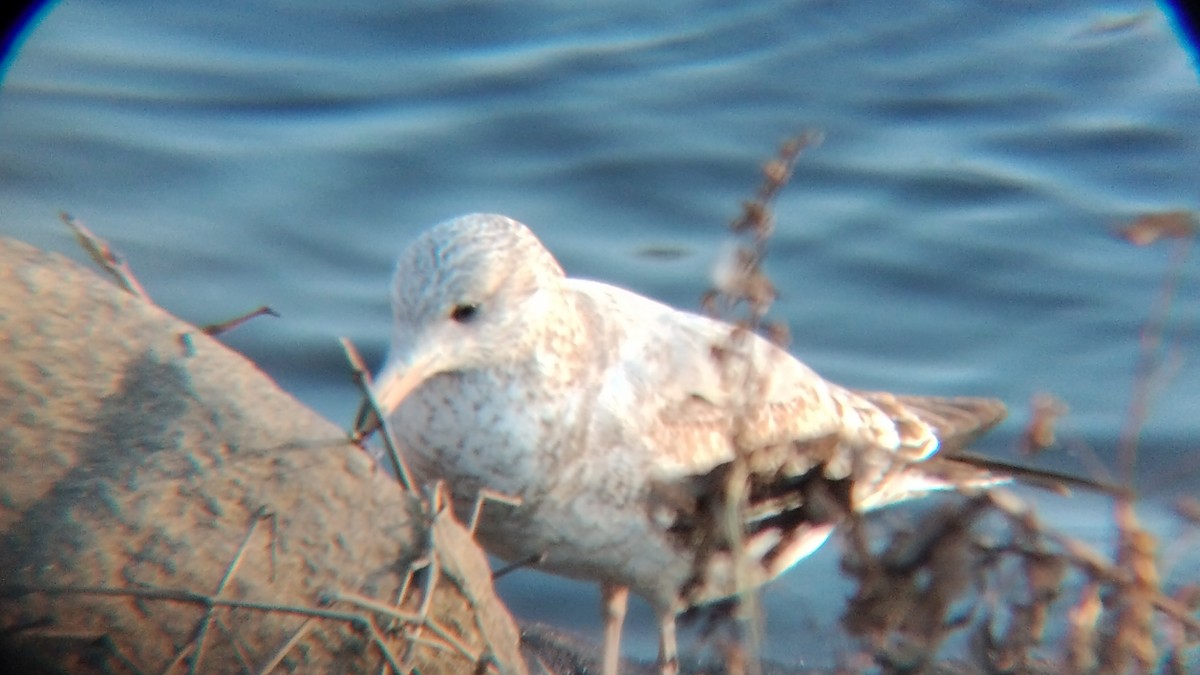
(388, 368, 577, 498)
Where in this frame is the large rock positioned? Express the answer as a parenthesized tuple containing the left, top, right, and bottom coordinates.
(0, 238, 526, 674)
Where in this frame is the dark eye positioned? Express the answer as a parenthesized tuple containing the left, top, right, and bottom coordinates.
(450, 303, 480, 323)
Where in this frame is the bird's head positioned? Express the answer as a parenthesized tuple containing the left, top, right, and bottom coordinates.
(373, 213, 566, 415)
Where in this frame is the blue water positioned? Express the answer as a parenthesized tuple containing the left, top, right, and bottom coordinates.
(2, 0, 1198, 666)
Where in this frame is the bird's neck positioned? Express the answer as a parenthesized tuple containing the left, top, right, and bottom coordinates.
(529, 289, 603, 386)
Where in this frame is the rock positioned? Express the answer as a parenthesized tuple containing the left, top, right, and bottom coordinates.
(0, 237, 526, 674)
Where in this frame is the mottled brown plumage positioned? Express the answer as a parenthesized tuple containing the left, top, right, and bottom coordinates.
(373, 214, 1009, 675)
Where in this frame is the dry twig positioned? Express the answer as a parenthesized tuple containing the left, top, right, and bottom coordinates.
(200, 305, 280, 336)
(60, 212, 150, 299)
(340, 336, 415, 493)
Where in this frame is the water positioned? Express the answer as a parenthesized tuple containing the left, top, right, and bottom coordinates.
(2, 0, 1198, 666)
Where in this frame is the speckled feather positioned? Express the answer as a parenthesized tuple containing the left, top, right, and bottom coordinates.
(376, 213, 1007, 616)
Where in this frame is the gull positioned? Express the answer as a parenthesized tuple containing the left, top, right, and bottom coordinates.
(369, 213, 1008, 674)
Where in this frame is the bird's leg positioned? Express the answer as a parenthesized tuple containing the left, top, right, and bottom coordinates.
(657, 610, 679, 675)
(600, 583, 629, 675)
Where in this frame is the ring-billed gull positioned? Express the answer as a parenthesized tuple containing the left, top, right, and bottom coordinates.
(371, 213, 1007, 674)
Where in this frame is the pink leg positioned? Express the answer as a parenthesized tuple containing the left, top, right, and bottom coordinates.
(658, 610, 679, 675)
(601, 583, 629, 675)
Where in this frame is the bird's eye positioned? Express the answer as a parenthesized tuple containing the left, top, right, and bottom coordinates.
(450, 303, 480, 324)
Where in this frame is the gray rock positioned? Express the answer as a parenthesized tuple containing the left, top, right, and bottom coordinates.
(0, 237, 525, 674)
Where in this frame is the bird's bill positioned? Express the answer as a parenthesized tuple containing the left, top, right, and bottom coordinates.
(373, 357, 437, 417)
(351, 353, 438, 440)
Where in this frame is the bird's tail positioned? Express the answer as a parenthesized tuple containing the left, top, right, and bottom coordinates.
(856, 391, 1125, 501)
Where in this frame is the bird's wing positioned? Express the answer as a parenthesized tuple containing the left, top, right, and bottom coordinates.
(568, 279, 1011, 493)
(852, 392, 1007, 455)
(567, 280, 1015, 603)
(569, 280, 943, 477)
